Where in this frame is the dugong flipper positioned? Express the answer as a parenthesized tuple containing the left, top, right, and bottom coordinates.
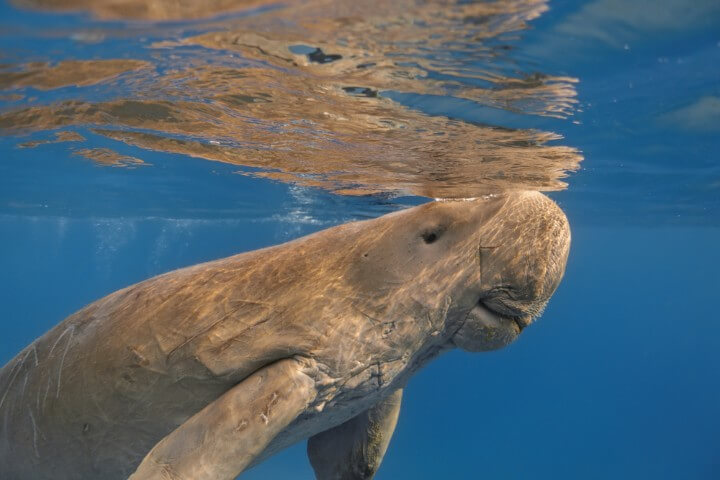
(130, 358, 317, 480)
(308, 389, 403, 480)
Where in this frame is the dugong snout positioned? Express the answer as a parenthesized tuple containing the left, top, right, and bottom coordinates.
(453, 191, 571, 352)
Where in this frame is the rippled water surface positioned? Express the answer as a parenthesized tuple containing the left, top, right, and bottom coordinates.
(1, 0, 584, 203)
(1, 0, 718, 478)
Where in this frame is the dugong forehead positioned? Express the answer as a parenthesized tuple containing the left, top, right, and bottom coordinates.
(384, 191, 566, 238)
(375, 194, 507, 239)
(332, 191, 568, 299)
(337, 195, 508, 292)
(362, 191, 568, 258)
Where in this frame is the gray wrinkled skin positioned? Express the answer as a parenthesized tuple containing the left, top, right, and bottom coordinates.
(0, 191, 570, 480)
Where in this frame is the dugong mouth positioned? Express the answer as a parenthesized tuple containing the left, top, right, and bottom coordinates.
(451, 297, 533, 352)
(476, 300, 529, 333)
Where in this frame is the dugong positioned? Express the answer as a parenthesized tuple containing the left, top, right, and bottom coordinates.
(0, 191, 570, 480)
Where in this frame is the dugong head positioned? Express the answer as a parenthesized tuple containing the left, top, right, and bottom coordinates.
(349, 190, 570, 354)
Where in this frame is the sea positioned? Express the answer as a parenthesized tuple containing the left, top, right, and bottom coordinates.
(0, 0, 718, 478)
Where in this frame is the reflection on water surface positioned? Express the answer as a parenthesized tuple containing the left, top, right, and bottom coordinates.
(15, 0, 284, 20)
(1, 0, 581, 198)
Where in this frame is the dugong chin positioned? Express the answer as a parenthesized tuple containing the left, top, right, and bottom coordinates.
(0, 191, 570, 479)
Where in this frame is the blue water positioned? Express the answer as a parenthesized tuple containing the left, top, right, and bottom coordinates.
(1, 0, 719, 478)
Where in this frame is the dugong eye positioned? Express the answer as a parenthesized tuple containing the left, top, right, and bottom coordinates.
(421, 226, 445, 244)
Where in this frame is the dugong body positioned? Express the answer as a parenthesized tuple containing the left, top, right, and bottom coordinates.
(0, 191, 570, 479)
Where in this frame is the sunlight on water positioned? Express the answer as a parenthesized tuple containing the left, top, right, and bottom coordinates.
(0, 0, 581, 198)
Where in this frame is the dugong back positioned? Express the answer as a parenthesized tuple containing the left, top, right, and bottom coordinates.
(0, 238, 334, 479)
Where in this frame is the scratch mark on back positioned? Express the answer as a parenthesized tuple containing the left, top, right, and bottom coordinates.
(31, 346, 39, 366)
(21, 373, 29, 400)
(56, 327, 75, 397)
(48, 326, 72, 357)
(28, 410, 40, 458)
(0, 348, 32, 410)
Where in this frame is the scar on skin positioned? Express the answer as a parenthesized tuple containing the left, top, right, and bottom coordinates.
(56, 327, 75, 397)
(0, 349, 32, 410)
(28, 410, 40, 458)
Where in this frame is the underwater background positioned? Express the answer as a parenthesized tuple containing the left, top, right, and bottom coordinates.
(0, 0, 718, 478)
